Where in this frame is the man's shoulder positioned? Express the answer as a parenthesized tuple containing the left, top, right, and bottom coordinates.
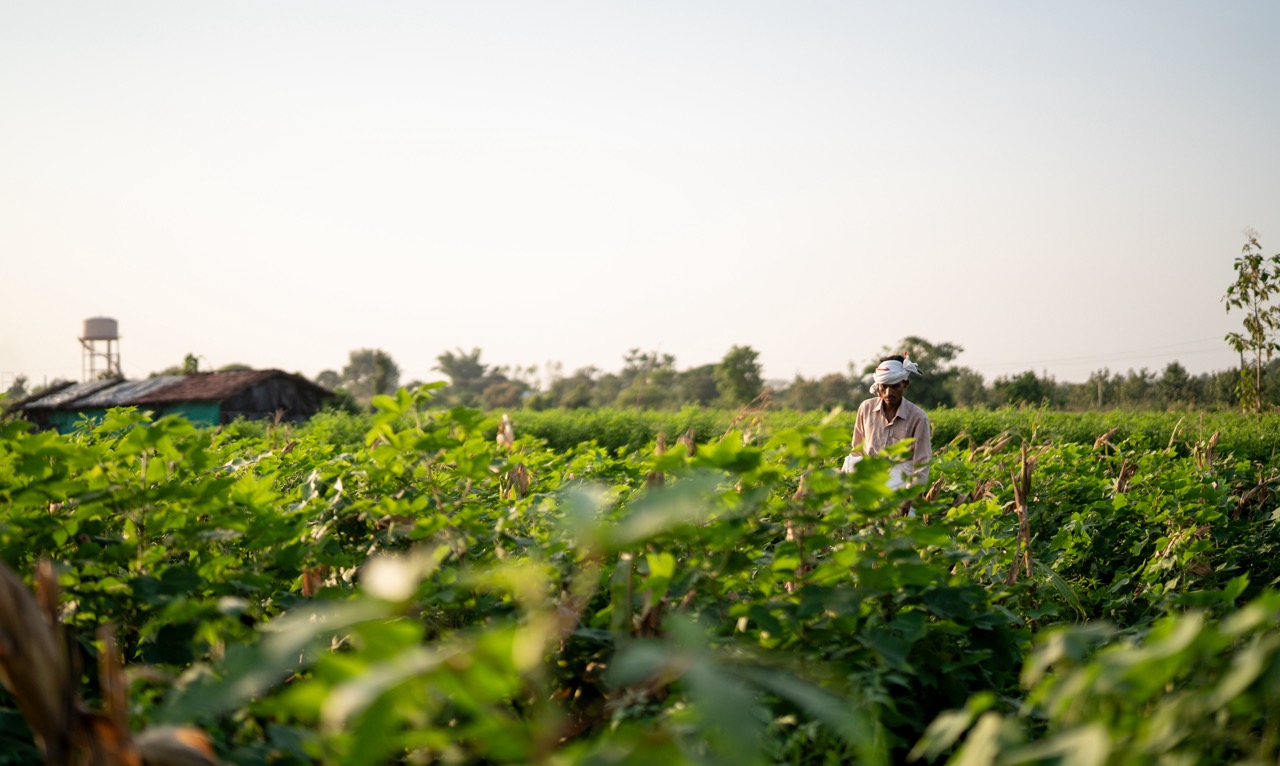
(901, 399, 930, 421)
(856, 397, 878, 415)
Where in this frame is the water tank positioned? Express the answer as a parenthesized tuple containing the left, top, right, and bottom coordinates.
(82, 316, 119, 341)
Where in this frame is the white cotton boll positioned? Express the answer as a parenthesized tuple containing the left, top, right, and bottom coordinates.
(360, 548, 447, 601)
(361, 555, 418, 602)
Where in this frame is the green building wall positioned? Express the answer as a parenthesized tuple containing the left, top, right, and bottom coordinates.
(48, 402, 223, 433)
(157, 402, 223, 426)
(48, 410, 102, 434)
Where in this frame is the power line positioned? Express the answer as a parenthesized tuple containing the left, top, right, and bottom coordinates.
(964, 337, 1231, 372)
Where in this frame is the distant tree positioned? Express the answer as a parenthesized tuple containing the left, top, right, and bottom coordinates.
(433, 349, 536, 409)
(1116, 368, 1156, 407)
(674, 364, 718, 407)
(436, 348, 487, 381)
(1223, 228, 1280, 413)
(1088, 368, 1117, 409)
(617, 349, 677, 408)
(1157, 362, 1195, 407)
(340, 348, 401, 403)
(1204, 368, 1241, 409)
(4, 375, 28, 401)
(543, 360, 564, 389)
(481, 380, 528, 409)
(535, 366, 598, 409)
(1060, 369, 1104, 410)
(435, 348, 489, 406)
(715, 345, 764, 407)
(816, 373, 856, 410)
(480, 368, 531, 409)
(526, 362, 566, 410)
(620, 349, 675, 385)
(1265, 359, 1280, 408)
(781, 375, 822, 411)
(315, 369, 341, 390)
(321, 389, 362, 415)
(780, 372, 856, 411)
(152, 354, 204, 378)
(946, 368, 988, 408)
(992, 371, 1056, 406)
(505, 364, 541, 392)
(217, 363, 254, 372)
(615, 365, 680, 410)
(590, 373, 624, 409)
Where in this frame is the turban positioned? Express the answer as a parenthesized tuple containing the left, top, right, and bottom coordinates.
(869, 356, 921, 394)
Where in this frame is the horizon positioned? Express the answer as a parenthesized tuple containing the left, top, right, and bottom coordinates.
(1, 329, 1247, 393)
(3, 2, 1278, 391)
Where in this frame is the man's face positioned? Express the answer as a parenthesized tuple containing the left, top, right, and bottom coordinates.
(877, 380, 907, 408)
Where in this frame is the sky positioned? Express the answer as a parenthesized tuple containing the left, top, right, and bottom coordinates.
(3, 2, 1279, 392)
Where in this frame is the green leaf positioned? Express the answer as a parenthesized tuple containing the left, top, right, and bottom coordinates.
(1004, 723, 1110, 766)
(159, 599, 393, 723)
(737, 665, 887, 766)
(909, 691, 996, 762)
(1035, 560, 1088, 621)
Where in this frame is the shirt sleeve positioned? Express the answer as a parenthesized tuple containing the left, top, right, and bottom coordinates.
(911, 415, 933, 485)
(851, 404, 866, 455)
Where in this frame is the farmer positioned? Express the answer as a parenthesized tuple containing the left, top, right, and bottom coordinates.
(843, 354, 932, 492)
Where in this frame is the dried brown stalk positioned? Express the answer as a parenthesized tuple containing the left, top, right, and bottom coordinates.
(1233, 475, 1276, 520)
(510, 463, 530, 499)
(677, 428, 696, 457)
(0, 560, 73, 763)
(1115, 459, 1138, 494)
(1093, 427, 1119, 451)
(646, 432, 667, 490)
(1005, 443, 1034, 585)
(1194, 431, 1220, 470)
(0, 560, 219, 766)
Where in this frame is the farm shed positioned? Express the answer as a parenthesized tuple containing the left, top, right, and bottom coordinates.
(60, 376, 185, 431)
(10, 378, 120, 433)
(130, 370, 333, 424)
(14, 369, 333, 432)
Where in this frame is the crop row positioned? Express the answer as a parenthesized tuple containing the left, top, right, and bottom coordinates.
(0, 393, 1278, 764)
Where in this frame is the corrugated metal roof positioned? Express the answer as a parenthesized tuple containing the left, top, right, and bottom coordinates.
(22, 379, 121, 410)
(18, 370, 332, 413)
(73, 377, 184, 408)
(131, 370, 301, 404)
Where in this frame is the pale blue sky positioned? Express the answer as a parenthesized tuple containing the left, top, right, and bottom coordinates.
(3, 2, 1278, 391)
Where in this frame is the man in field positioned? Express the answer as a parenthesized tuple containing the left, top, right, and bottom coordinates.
(844, 354, 932, 494)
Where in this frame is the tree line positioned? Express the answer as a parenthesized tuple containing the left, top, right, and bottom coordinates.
(308, 229, 1277, 414)
(0, 338, 1263, 414)
(308, 337, 1259, 413)
(314, 345, 767, 412)
(5, 231, 1274, 414)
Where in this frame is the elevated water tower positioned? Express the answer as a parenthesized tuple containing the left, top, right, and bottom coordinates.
(80, 316, 122, 381)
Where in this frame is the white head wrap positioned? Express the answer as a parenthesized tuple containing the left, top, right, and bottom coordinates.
(869, 355, 921, 394)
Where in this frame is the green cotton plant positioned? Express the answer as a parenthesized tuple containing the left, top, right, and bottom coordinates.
(933, 428, 1270, 630)
(6, 400, 1280, 764)
(104, 412, 1014, 764)
(913, 582, 1280, 766)
(506, 407, 1280, 464)
(0, 411, 277, 661)
(586, 427, 1025, 762)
